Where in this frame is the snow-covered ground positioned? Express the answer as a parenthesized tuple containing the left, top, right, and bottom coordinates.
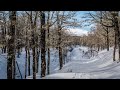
(1, 45, 120, 79)
(42, 47, 120, 79)
(28, 46, 120, 79)
(0, 48, 60, 79)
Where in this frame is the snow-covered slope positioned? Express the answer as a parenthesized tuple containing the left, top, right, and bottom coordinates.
(0, 48, 60, 79)
(42, 47, 120, 79)
(1, 45, 120, 79)
(0, 54, 7, 79)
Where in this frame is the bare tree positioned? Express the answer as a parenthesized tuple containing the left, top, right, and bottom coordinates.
(40, 11, 46, 77)
(7, 11, 16, 79)
(26, 11, 38, 79)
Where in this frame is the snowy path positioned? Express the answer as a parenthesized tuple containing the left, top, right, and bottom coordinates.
(1, 45, 120, 79)
(43, 47, 120, 79)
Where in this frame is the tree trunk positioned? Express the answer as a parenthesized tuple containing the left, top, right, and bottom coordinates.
(47, 25, 50, 75)
(3, 13, 7, 53)
(58, 27, 63, 70)
(31, 25, 36, 79)
(47, 48, 50, 74)
(28, 47, 30, 76)
(59, 46, 63, 70)
(63, 48, 66, 65)
(114, 12, 120, 62)
(36, 47, 40, 73)
(1, 44, 3, 53)
(112, 12, 120, 62)
(106, 27, 109, 51)
(25, 47, 27, 79)
(32, 44, 36, 79)
(97, 44, 100, 51)
(29, 11, 37, 79)
(40, 12, 46, 78)
(13, 53, 16, 79)
(4, 26, 7, 53)
(3, 46, 6, 53)
(7, 11, 16, 79)
(17, 42, 21, 58)
(57, 12, 63, 70)
(113, 32, 117, 61)
(47, 12, 50, 75)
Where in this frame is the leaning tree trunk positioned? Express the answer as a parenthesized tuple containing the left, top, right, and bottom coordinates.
(40, 12, 46, 78)
(7, 11, 16, 79)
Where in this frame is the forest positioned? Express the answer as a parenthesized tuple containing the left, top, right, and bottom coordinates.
(0, 11, 120, 79)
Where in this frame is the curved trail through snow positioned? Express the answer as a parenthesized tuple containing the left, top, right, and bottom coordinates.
(45, 46, 120, 79)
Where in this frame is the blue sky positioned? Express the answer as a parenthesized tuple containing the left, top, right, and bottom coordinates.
(67, 11, 95, 36)
(76, 11, 95, 31)
(16, 11, 94, 36)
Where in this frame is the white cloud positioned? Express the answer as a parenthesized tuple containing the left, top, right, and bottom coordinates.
(65, 28, 88, 36)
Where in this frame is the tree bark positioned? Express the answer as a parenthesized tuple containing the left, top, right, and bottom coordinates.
(36, 47, 40, 73)
(97, 44, 100, 51)
(47, 48, 50, 74)
(7, 11, 16, 79)
(47, 26, 50, 75)
(112, 12, 120, 62)
(47, 12, 50, 75)
(25, 47, 27, 79)
(59, 46, 63, 70)
(29, 11, 38, 79)
(17, 41, 21, 58)
(113, 31, 117, 61)
(28, 47, 31, 76)
(32, 42, 36, 79)
(31, 25, 36, 79)
(106, 27, 109, 51)
(114, 12, 120, 62)
(40, 12, 46, 78)
(58, 26, 63, 70)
